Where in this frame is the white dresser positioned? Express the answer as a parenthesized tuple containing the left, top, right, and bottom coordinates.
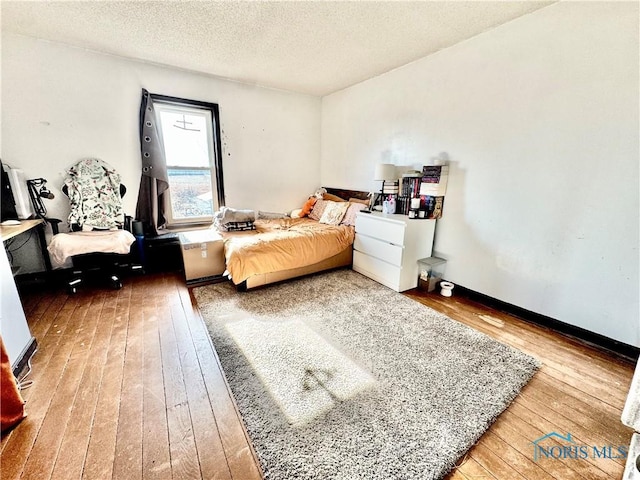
(353, 212, 436, 292)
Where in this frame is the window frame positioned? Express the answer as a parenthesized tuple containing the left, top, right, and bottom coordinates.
(150, 93, 225, 226)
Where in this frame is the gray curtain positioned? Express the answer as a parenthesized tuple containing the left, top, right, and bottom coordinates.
(135, 89, 169, 236)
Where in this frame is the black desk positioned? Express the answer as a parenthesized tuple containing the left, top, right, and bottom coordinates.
(0, 219, 52, 273)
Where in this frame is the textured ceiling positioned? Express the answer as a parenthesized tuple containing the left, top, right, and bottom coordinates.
(1, 1, 553, 96)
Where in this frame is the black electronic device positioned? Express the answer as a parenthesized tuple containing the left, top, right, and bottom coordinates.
(1, 159, 19, 222)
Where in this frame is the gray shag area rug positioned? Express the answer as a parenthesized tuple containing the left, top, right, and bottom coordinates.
(194, 269, 540, 480)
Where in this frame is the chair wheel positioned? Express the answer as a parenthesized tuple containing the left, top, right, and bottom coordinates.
(68, 278, 81, 294)
(131, 264, 144, 275)
(110, 275, 122, 289)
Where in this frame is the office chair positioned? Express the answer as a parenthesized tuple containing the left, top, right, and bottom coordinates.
(47, 158, 142, 293)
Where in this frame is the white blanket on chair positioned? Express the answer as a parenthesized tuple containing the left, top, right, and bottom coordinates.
(48, 230, 136, 265)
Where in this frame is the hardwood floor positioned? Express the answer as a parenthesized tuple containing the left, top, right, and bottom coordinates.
(1, 271, 635, 479)
(1, 273, 261, 480)
(405, 290, 636, 480)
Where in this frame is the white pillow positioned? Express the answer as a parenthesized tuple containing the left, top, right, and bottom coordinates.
(319, 201, 350, 225)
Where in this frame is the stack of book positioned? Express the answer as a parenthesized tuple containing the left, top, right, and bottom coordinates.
(395, 174, 422, 215)
(401, 175, 422, 197)
(419, 165, 449, 219)
(382, 180, 399, 195)
(396, 196, 409, 215)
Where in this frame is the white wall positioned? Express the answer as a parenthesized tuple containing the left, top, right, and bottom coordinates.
(321, 2, 639, 347)
(1, 33, 321, 227)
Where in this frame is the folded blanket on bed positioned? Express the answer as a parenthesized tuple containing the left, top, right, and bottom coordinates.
(215, 207, 256, 225)
(214, 207, 256, 232)
(225, 221, 256, 232)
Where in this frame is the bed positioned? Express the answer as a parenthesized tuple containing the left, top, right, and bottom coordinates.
(222, 188, 369, 290)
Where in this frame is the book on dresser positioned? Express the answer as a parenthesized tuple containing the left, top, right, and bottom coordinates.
(420, 165, 449, 197)
(419, 165, 449, 219)
(400, 174, 422, 215)
(352, 211, 436, 292)
(419, 195, 445, 219)
(401, 175, 421, 197)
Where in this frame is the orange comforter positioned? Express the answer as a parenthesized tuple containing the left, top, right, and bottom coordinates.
(222, 218, 354, 284)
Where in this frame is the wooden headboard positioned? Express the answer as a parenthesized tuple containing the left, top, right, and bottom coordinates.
(324, 187, 370, 201)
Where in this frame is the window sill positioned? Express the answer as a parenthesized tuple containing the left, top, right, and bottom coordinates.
(163, 222, 216, 234)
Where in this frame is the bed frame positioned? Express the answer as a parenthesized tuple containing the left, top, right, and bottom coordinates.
(235, 187, 369, 291)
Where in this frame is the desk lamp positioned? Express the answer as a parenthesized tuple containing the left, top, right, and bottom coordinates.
(27, 178, 54, 219)
(27, 178, 61, 235)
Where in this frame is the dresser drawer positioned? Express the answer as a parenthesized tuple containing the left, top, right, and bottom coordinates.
(355, 214, 405, 246)
(353, 251, 401, 291)
(354, 234, 403, 266)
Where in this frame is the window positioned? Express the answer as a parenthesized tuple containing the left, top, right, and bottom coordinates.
(152, 94, 225, 225)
